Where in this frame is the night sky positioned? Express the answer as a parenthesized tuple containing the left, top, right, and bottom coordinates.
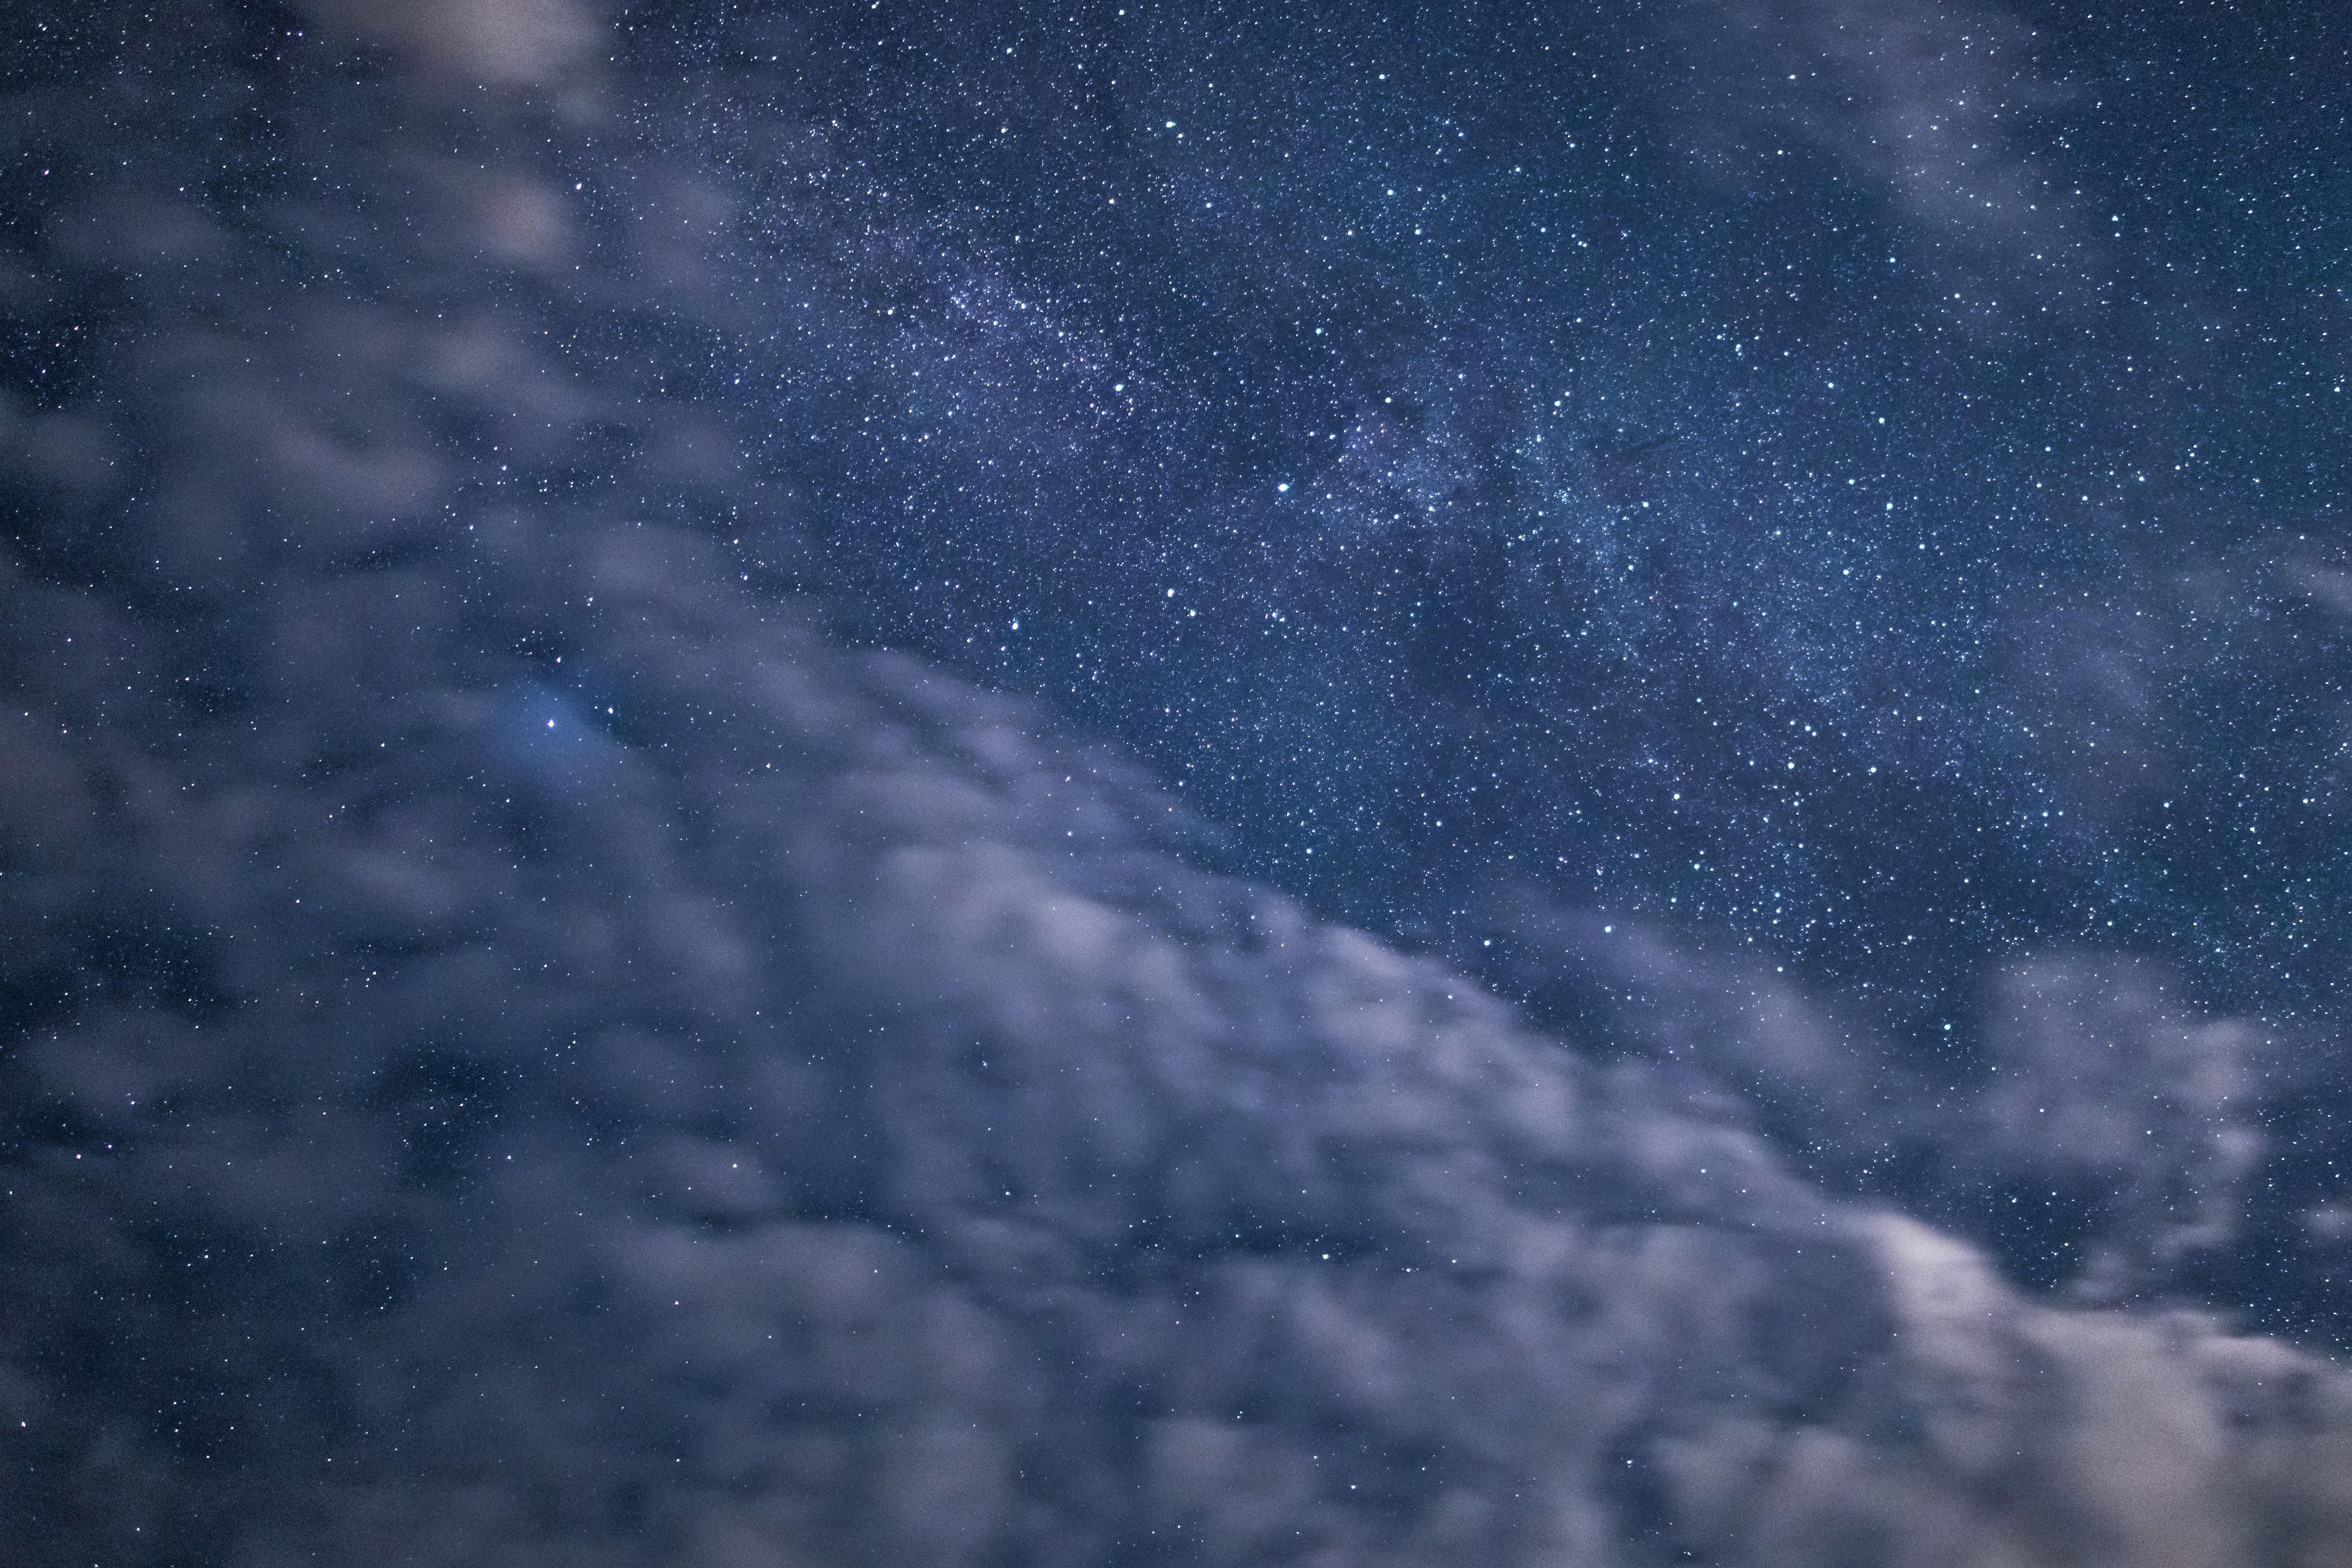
(659, 1, 2350, 1007)
(628, 2, 2352, 1300)
(8, 2, 2352, 1564)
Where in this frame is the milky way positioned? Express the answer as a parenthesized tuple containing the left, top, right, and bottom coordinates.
(677, 4, 2349, 1007)
(631, 2, 2352, 1315)
(6, 2, 2352, 1565)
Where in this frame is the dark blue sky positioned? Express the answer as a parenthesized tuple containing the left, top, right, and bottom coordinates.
(12, 6, 2352, 1561)
(591, 0, 2351, 1032)
(508, 1, 2352, 1324)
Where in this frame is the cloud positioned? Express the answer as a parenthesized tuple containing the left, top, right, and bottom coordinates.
(1476, 898, 2274, 1304)
(1979, 954, 2265, 1294)
(1673, 0, 2103, 324)
(9, 510, 2350, 1563)
(292, 0, 601, 88)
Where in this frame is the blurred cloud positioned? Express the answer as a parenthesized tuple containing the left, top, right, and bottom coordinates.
(1980, 954, 2265, 1297)
(1480, 897, 2273, 1305)
(293, 0, 601, 88)
(1677, 0, 2101, 324)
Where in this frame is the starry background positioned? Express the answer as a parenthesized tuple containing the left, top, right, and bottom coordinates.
(9, 2, 2352, 1562)
(597, 1, 2351, 1309)
(653, 0, 2349, 989)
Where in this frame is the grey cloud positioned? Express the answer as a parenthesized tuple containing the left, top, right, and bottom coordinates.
(1480, 898, 2277, 1305)
(1979, 955, 2266, 1296)
(1676, 0, 2100, 324)
(292, 0, 603, 90)
(10, 501, 2350, 1565)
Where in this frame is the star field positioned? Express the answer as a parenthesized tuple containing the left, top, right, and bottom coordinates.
(12, 4, 2352, 1560)
(615, 1, 2350, 1036)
